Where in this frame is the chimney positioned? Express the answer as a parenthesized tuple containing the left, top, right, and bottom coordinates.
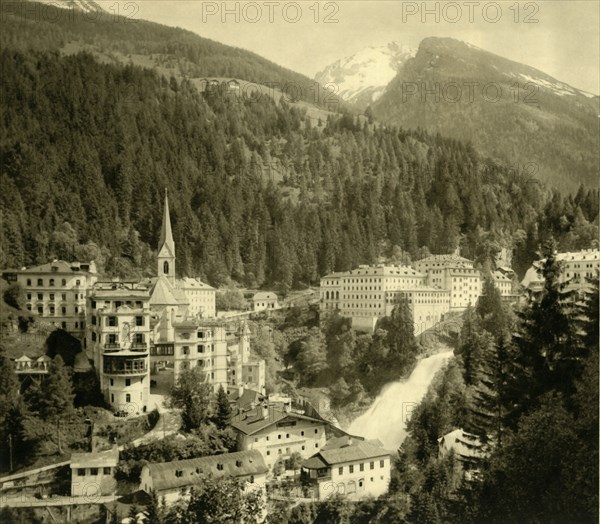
(238, 384, 244, 397)
(261, 403, 269, 420)
(347, 437, 353, 447)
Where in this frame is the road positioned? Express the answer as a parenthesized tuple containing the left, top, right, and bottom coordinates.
(347, 348, 454, 451)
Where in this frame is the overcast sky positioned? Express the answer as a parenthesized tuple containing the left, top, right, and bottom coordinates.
(98, 1, 600, 94)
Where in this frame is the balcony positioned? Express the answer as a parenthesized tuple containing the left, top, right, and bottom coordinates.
(130, 343, 148, 352)
(103, 355, 148, 375)
(104, 343, 120, 352)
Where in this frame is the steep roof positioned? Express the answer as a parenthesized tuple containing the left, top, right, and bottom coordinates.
(150, 276, 180, 306)
(158, 191, 175, 257)
(145, 450, 267, 492)
(316, 437, 390, 465)
(230, 405, 324, 436)
(71, 447, 119, 469)
(253, 291, 278, 301)
(177, 277, 215, 291)
(16, 260, 96, 275)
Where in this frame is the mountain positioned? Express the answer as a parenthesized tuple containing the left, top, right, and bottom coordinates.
(371, 37, 599, 192)
(30, 0, 105, 13)
(315, 42, 416, 109)
(2, 1, 343, 113)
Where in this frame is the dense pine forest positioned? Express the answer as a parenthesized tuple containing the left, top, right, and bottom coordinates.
(1, 47, 597, 288)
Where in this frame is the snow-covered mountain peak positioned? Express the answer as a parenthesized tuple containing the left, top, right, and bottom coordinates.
(315, 42, 416, 108)
(29, 0, 105, 14)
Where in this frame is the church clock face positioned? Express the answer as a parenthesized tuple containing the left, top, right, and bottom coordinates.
(121, 322, 130, 344)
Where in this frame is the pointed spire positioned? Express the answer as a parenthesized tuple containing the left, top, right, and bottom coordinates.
(159, 188, 175, 255)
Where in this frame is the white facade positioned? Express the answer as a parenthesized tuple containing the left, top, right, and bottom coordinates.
(303, 437, 391, 501)
(413, 255, 482, 310)
(319, 264, 453, 333)
(86, 282, 152, 413)
(14, 260, 97, 338)
(522, 249, 600, 293)
(232, 405, 328, 469)
(252, 292, 279, 312)
(70, 448, 118, 497)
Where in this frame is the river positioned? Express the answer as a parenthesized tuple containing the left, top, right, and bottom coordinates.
(347, 349, 454, 450)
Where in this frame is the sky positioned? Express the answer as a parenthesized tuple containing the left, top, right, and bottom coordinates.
(97, 1, 600, 94)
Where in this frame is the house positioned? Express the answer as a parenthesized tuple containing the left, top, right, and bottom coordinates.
(231, 403, 328, 469)
(10, 259, 98, 338)
(522, 249, 600, 294)
(227, 79, 240, 92)
(301, 436, 391, 500)
(252, 292, 279, 312)
(139, 450, 268, 505)
(70, 447, 118, 497)
(438, 428, 486, 480)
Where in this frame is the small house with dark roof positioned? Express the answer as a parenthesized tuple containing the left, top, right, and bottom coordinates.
(139, 450, 268, 504)
(302, 436, 391, 500)
(231, 404, 328, 469)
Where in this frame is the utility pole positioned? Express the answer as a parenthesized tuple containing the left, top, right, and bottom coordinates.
(8, 434, 13, 472)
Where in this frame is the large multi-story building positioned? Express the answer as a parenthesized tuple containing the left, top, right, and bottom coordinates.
(522, 249, 600, 294)
(86, 192, 265, 412)
(231, 402, 328, 469)
(6, 260, 98, 338)
(413, 254, 482, 310)
(87, 280, 153, 413)
(319, 265, 450, 333)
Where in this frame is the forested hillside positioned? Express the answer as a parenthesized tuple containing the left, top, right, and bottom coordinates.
(1, 47, 598, 288)
(1, 1, 341, 110)
(372, 37, 600, 192)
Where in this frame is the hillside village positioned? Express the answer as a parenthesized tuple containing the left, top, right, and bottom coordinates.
(0, 1, 598, 523)
(1, 188, 598, 522)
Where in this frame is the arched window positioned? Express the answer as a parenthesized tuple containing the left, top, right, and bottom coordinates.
(163, 261, 169, 275)
(37, 278, 43, 286)
(27, 279, 32, 286)
(61, 279, 67, 286)
(49, 279, 55, 287)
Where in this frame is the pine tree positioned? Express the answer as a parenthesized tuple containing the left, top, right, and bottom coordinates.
(507, 239, 585, 427)
(213, 385, 232, 430)
(39, 355, 75, 421)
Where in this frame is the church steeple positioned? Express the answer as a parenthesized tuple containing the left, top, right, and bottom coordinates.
(158, 188, 176, 283)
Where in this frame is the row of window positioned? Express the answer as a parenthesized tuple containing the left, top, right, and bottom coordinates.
(265, 442, 318, 456)
(26, 278, 82, 287)
(27, 292, 84, 301)
(77, 467, 111, 476)
(339, 460, 385, 475)
(91, 300, 145, 310)
(27, 304, 81, 316)
(254, 428, 319, 443)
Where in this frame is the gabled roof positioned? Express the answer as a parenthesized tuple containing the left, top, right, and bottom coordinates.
(177, 277, 215, 291)
(253, 292, 278, 301)
(150, 277, 180, 306)
(16, 260, 96, 275)
(230, 406, 324, 436)
(145, 450, 267, 492)
(303, 436, 390, 468)
(71, 447, 119, 469)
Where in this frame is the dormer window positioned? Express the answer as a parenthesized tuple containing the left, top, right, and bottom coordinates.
(235, 460, 242, 467)
(175, 470, 183, 477)
(217, 464, 224, 471)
